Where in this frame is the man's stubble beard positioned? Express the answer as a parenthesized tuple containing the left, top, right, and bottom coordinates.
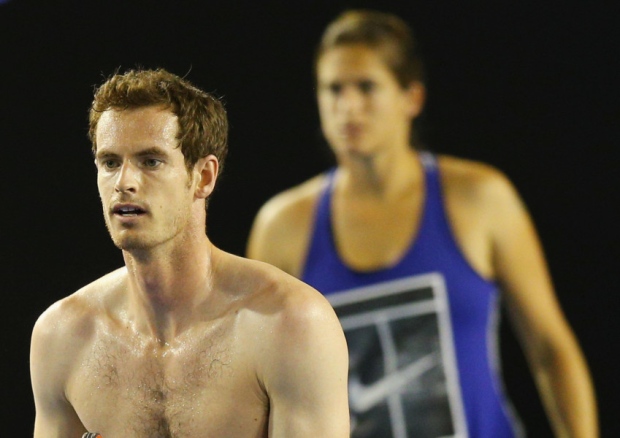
(104, 203, 193, 253)
(102, 171, 196, 252)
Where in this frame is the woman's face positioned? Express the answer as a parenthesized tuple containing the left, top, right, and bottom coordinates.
(316, 44, 422, 161)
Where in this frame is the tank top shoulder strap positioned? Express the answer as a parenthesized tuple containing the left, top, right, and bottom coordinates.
(413, 151, 460, 255)
(419, 151, 445, 218)
(315, 167, 337, 220)
(300, 168, 338, 282)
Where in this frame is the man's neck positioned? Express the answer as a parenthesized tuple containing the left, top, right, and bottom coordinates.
(122, 234, 216, 342)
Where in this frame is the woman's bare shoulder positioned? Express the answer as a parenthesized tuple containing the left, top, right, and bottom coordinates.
(247, 174, 329, 275)
(253, 174, 327, 227)
(437, 154, 505, 180)
(436, 154, 518, 204)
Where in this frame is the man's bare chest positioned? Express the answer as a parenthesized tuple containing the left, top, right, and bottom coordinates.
(66, 325, 268, 437)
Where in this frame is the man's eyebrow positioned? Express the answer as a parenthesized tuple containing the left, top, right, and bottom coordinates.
(135, 147, 169, 157)
(95, 151, 119, 160)
(95, 147, 169, 160)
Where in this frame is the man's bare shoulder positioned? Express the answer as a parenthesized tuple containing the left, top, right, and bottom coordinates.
(30, 267, 128, 401)
(32, 268, 127, 353)
(214, 249, 340, 342)
(247, 173, 328, 274)
(213, 250, 349, 434)
(215, 249, 346, 379)
(216, 249, 331, 311)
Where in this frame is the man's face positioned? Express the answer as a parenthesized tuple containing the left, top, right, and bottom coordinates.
(95, 106, 195, 252)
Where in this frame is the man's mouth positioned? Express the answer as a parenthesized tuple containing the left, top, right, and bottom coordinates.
(112, 205, 146, 217)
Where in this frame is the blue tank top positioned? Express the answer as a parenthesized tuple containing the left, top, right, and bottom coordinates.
(302, 153, 524, 438)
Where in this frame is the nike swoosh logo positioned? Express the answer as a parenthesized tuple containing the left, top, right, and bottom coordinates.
(349, 352, 439, 413)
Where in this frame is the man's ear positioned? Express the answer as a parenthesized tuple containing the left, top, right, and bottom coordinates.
(405, 81, 426, 119)
(193, 155, 219, 199)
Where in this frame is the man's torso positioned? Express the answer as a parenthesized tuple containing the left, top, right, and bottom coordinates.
(64, 277, 270, 437)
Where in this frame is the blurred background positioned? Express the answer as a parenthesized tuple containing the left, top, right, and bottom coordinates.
(1, 0, 617, 435)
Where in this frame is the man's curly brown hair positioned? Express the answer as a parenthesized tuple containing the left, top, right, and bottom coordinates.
(89, 68, 228, 175)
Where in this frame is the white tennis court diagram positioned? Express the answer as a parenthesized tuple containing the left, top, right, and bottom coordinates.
(328, 273, 468, 438)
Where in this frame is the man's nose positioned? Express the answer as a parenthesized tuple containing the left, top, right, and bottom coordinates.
(114, 161, 138, 193)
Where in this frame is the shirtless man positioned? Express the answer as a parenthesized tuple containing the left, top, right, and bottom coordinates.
(30, 68, 349, 438)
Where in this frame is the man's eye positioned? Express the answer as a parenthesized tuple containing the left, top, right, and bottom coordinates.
(144, 159, 162, 168)
(103, 160, 119, 169)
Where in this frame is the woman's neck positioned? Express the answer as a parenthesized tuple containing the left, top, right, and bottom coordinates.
(336, 146, 422, 200)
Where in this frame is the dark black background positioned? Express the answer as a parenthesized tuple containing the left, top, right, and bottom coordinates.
(1, 0, 618, 435)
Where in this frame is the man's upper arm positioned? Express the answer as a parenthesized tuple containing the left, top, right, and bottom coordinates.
(30, 304, 87, 437)
(262, 288, 350, 437)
